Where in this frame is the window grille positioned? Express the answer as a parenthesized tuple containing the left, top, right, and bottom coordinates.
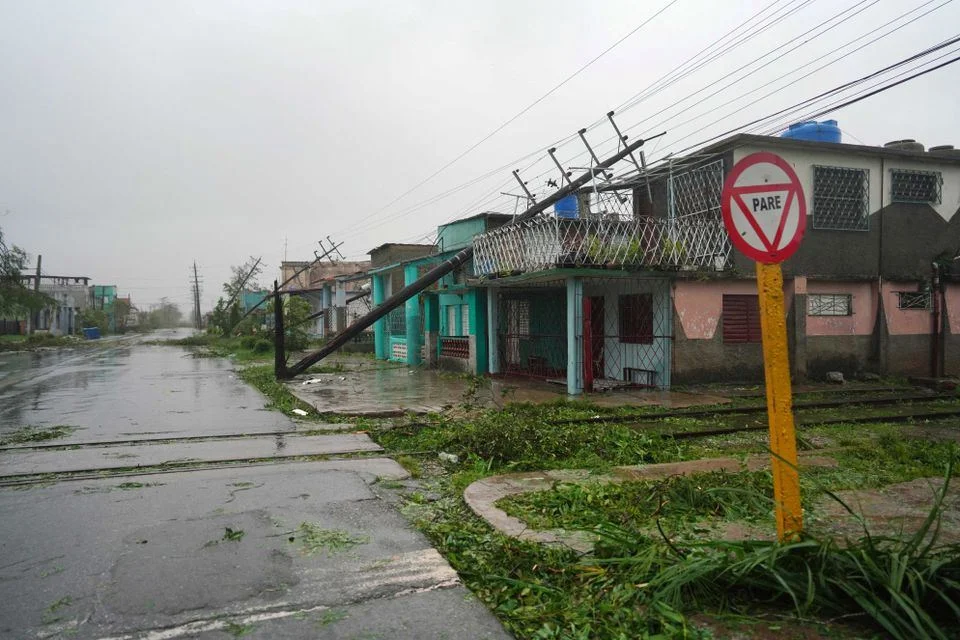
(807, 294, 852, 316)
(618, 294, 653, 344)
(669, 159, 724, 220)
(890, 169, 942, 204)
(897, 291, 931, 310)
(813, 165, 870, 231)
(722, 295, 762, 343)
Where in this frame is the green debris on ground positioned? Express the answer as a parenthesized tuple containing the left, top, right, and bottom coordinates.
(294, 522, 369, 556)
(0, 425, 77, 446)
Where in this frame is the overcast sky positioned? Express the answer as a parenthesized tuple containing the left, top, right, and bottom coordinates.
(2, 0, 959, 312)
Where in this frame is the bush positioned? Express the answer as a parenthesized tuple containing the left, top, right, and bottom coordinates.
(252, 339, 272, 354)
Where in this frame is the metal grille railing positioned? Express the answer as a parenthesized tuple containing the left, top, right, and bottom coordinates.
(807, 293, 852, 316)
(813, 165, 870, 231)
(474, 215, 731, 276)
(891, 169, 942, 204)
(439, 336, 469, 359)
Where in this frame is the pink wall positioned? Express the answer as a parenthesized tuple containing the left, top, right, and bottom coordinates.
(805, 281, 876, 337)
(882, 281, 933, 335)
(674, 280, 792, 340)
(946, 284, 960, 335)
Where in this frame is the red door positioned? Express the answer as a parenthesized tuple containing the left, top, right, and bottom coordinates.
(583, 296, 605, 391)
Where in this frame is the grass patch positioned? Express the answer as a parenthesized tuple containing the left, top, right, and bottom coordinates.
(0, 425, 76, 446)
(223, 620, 255, 637)
(0, 334, 84, 352)
(295, 522, 369, 555)
(238, 365, 321, 417)
(152, 334, 274, 363)
(375, 402, 668, 472)
(500, 471, 776, 534)
(316, 609, 348, 627)
(395, 455, 423, 479)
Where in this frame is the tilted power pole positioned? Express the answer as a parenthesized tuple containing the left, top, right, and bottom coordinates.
(282, 134, 656, 379)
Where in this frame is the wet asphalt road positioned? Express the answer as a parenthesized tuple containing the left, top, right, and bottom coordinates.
(0, 330, 510, 639)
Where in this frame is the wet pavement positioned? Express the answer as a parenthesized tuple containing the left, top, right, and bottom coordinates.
(0, 329, 294, 444)
(0, 330, 511, 639)
(291, 361, 730, 416)
(0, 433, 382, 477)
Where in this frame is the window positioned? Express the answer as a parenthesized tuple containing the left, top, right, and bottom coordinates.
(618, 294, 653, 344)
(890, 169, 942, 204)
(897, 291, 931, 310)
(722, 295, 762, 343)
(461, 304, 470, 336)
(808, 293, 852, 317)
(813, 165, 870, 231)
(445, 305, 458, 336)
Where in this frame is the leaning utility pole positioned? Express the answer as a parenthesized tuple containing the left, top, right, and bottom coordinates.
(229, 239, 343, 333)
(281, 133, 658, 379)
(192, 262, 202, 330)
(30, 255, 41, 334)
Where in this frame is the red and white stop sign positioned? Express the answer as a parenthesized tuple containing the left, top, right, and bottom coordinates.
(721, 152, 807, 264)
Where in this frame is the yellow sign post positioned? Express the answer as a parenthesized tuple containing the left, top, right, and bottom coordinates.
(721, 152, 807, 540)
(756, 262, 802, 539)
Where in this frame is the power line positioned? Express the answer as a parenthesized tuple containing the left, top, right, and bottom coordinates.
(334, 0, 680, 237)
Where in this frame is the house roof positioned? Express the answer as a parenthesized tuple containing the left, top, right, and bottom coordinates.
(438, 211, 513, 228)
(366, 242, 436, 255)
(699, 133, 960, 165)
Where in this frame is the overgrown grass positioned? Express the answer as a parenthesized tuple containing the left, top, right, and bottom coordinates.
(403, 456, 960, 639)
(0, 425, 77, 446)
(585, 464, 960, 640)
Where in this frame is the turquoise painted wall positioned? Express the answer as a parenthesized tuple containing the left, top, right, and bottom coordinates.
(437, 218, 488, 253)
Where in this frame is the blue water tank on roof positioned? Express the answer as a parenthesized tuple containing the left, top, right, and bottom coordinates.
(780, 120, 842, 144)
(554, 195, 579, 219)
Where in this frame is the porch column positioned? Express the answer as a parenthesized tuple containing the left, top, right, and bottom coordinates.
(423, 293, 439, 367)
(487, 287, 499, 374)
(469, 288, 488, 374)
(404, 264, 422, 366)
(334, 280, 346, 333)
(321, 285, 332, 338)
(372, 274, 387, 360)
(566, 277, 583, 395)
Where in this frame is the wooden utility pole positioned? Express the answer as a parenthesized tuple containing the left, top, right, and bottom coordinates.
(30, 255, 41, 334)
(192, 262, 202, 330)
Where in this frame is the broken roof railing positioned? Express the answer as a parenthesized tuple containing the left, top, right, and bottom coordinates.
(472, 214, 732, 276)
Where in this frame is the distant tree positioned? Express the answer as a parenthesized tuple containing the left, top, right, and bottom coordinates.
(223, 257, 263, 301)
(137, 298, 182, 330)
(0, 226, 55, 317)
(114, 298, 131, 332)
(80, 308, 109, 334)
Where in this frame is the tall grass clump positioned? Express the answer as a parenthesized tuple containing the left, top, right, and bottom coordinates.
(586, 461, 960, 640)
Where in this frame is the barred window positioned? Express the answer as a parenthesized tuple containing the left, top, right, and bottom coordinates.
(722, 295, 762, 344)
(813, 165, 870, 231)
(890, 169, 942, 204)
(897, 291, 931, 310)
(808, 294, 852, 317)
